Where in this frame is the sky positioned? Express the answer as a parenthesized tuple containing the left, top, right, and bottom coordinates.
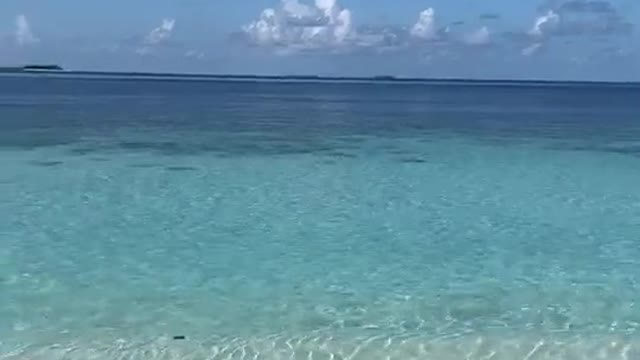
(1, 0, 639, 80)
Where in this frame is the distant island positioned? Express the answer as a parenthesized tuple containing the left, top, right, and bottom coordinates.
(23, 65, 64, 71)
(0, 64, 64, 73)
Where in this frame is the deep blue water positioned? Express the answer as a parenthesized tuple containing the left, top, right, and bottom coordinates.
(1, 76, 640, 359)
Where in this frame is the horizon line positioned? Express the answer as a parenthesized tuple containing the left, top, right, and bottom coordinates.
(1, 66, 639, 86)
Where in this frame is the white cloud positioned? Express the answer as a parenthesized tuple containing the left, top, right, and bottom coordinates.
(135, 47, 151, 56)
(15, 15, 39, 46)
(241, 2, 497, 55)
(464, 26, 490, 46)
(315, 0, 336, 11)
(410, 8, 438, 40)
(185, 50, 205, 60)
(533, 2, 633, 38)
(282, 0, 316, 19)
(136, 18, 176, 55)
(519, 2, 631, 57)
(242, 0, 355, 51)
(244, 9, 280, 45)
(145, 18, 175, 45)
(529, 10, 560, 37)
(521, 42, 543, 56)
(333, 7, 352, 43)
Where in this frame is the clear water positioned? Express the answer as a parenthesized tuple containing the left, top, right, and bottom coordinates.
(2, 77, 640, 359)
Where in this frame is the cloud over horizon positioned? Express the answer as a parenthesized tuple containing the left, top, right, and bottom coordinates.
(241, 0, 354, 52)
(237, 0, 635, 61)
(239, 1, 489, 54)
(529, 0, 633, 39)
(464, 26, 491, 46)
(15, 15, 39, 46)
(410, 8, 438, 40)
(529, 10, 561, 37)
(137, 18, 176, 55)
(505, 0, 635, 58)
(145, 19, 176, 45)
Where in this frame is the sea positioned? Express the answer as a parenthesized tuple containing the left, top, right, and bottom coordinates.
(1, 75, 640, 359)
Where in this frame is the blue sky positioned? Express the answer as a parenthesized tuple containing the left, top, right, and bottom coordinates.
(1, 0, 639, 80)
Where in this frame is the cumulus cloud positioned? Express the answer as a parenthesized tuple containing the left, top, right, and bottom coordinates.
(529, 10, 561, 37)
(516, 0, 632, 57)
(529, 1, 632, 39)
(15, 15, 38, 46)
(240, 1, 502, 56)
(136, 18, 176, 55)
(242, 0, 354, 51)
(410, 8, 438, 40)
(354, 25, 406, 50)
(145, 19, 175, 45)
(282, 0, 317, 19)
(521, 42, 543, 56)
(241, 1, 458, 53)
(464, 26, 491, 46)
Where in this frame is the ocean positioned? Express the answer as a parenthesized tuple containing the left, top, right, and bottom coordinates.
(1, 76, 640, 359)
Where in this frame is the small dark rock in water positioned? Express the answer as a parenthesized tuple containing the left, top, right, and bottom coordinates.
(30, 160, 64, 167)
(399, 158, 427, 164)
(165, 166, 197, 172)
(173, 335, 186, 340)
(326, 151, 357, 158)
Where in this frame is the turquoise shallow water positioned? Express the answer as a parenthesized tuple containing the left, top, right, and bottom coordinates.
(2, 77, 640, 359)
